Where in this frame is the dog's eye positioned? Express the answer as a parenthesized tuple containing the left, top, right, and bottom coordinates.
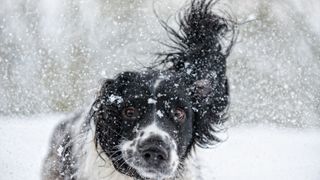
(122, 107, 138, 119)
(174, 108, 186, 123)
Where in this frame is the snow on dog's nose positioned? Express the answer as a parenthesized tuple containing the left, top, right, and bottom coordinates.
(121, 123, 179, 179)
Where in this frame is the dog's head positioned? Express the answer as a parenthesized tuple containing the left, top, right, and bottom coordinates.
(89, 0, 236, 179)
(94, 71, 194, 179)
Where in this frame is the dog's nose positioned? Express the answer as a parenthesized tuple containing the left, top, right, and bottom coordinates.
(139, 136, 170, 166)
(142, 146, 168, 162)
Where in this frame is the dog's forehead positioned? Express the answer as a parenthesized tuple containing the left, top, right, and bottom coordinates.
(114, 71, 184, 97)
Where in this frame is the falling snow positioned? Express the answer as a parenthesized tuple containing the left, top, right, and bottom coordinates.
(0, 0, 319, 179)
(0, 0, 318, 127)
(148, 98, 157, 104)
(156, 110, 164, 118)
(108, 94, 123, 104)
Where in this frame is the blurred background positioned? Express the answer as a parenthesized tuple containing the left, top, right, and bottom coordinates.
(0, 0, 319, 127)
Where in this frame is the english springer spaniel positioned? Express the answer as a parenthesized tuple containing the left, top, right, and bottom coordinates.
(42, 0, 236, 179)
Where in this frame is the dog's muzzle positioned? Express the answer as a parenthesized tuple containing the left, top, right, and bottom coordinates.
(121, 125, 179, 179)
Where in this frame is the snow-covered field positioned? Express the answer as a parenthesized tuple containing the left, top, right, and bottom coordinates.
(0, 115, 319, 180)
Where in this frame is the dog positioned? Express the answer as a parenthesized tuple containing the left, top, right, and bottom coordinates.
(42, 0, 236, 179)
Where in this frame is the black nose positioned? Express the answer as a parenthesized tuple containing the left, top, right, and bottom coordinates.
(142, 146, 168, 161)
(139, 136, 170, 167)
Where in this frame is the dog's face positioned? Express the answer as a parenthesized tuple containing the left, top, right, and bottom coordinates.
(94, 71, 195, 179)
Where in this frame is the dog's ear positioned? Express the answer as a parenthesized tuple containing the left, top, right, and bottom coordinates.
(157, 0, 236, 146)
(98, 79, 115, 97)
(192, 75, 229, 114)
(191, 76, 229, 147)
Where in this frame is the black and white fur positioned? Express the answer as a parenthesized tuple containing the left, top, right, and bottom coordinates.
(42, 0, 236, 179)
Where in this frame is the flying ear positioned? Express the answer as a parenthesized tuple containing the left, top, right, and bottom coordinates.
(191, 76, 229, 147)
(155, 0, 236, 147)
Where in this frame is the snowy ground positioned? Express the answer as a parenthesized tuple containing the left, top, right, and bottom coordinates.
(0, 115, 319, 180)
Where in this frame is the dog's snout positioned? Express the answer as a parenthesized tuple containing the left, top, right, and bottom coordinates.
(139, 136, 170, 166)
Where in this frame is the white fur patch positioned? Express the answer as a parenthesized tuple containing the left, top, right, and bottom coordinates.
(140, 122, 172, 143)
